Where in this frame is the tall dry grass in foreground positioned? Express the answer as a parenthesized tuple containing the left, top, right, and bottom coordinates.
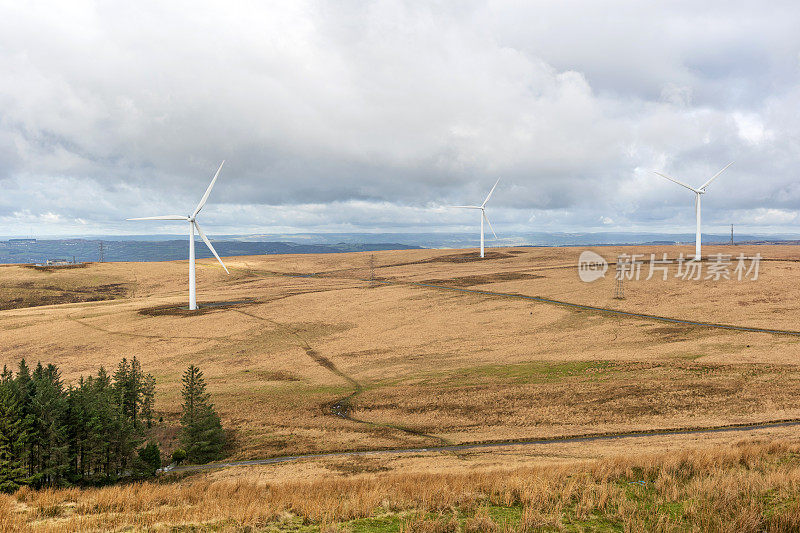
(3, 439, 800, 531)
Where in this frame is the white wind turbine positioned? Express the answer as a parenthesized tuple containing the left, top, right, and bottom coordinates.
(653, 162, 733, 259)
(128, 161, 229, 310)
(450, 179, 500, 258)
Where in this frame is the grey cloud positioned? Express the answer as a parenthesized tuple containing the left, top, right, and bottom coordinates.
(0, 1, 799, 236)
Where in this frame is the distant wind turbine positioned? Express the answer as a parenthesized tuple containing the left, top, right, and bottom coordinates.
(653, 162, 733, 259)
(128, 161, 229, 310)
(450, 179, 500, 258)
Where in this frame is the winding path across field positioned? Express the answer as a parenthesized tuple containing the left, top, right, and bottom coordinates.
(264, 266, 800, 337)
(163, 257, 800, 474)
(168, 418, 800, 473)
(393, 280, 800, 337)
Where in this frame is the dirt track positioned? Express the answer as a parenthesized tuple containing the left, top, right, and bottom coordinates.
(256, 269, 800, 338)
(157, 259, 800, 472)
(5, 247, 800, 466)
(168, 418, 800, 473)
(231, 308, 449, 446)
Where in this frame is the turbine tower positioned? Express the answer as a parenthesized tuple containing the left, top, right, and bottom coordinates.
(450, 179, 500, 258)
(128, 161, 229, 310)
(653, 162, 733, 259)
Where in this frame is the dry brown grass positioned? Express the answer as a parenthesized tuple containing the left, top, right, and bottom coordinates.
(352, 360, 800, 442)
(3, 439, 800, 531)
(1, 246, 800, 461)
(0, 264, 130, 310)
(4, 246, 800, 529)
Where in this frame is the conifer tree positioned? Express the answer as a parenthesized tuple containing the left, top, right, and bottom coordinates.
(0, 372, 26, 492)
(108, 369, 136, 477)
(141, 374, 156, 429)
(179, 365, 225, 464)
(137, 442, 161, 477)
(65, 382, 83, 481)
(13, 359, 34, 478)
(90, 367, 116, 479)
(30, 364, 68, 487)
(0, 358, 161, 487)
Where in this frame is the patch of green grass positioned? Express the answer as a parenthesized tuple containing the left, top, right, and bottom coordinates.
(486, 505, 523, 523)
(341, 504, 625, 533)
(347, 513, 406, 533)
(563, 513, 623, 532)
(256, 487, 798, 533)
(449, 360, 617, 384)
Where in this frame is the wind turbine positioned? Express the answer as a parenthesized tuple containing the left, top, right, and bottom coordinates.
(450, 179, 500, 258)
(128, 161, 229, 310)
(653, 162, 733, 259)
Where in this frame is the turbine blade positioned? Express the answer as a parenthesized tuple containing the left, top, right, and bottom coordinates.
(448, 205, 482, 209)
(193, 160, 225, 217)
(699, 161, 734, 190)
(483, 211, 497, 239)
(193, 222, 229, 273)
(127, 215, 189, 221)
(481, 178, 500, 207)
(653, 171, 698, 193)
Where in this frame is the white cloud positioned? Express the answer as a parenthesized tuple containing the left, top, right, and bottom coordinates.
(751, 208, 799, 225)
(733, 113, 772, 145)
(0, 1, 799, 236)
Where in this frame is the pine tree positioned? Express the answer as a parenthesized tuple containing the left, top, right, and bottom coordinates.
(65, 382, 81, 481)
(90, 368, 116, 479)
(0, 372, 26, 492)
(188, 406, 225, 464)
(109, 370, 136, 477)
(179, 366, 225, 464)
(126, 357, 143, 427)
(13, 360, 35, 478)
(136, 442, 161, 477)
(140, 374, 156, 429)
(0, 359, 160, 487)
(66, 377, 93, 481)
(113, 358, 132, 420)
(30, 364, 68, 487)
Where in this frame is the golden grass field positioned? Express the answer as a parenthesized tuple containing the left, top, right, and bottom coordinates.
(1, 243, 800, 530)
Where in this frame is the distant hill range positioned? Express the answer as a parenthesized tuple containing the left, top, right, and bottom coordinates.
(0, 232, 798, 264)
(0, 239, 422, 264)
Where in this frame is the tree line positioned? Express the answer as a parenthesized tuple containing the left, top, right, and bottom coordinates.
(0, 358, 225, 493)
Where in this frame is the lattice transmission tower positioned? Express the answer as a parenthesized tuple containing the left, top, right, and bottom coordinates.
(368, 254, 376, 287)
(613, 276, 625, 299)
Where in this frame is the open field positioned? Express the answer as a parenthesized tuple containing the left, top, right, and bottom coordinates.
(3, 437, 800, 531)
(0, 263, 131, 310)
(1, 244, 800, 529)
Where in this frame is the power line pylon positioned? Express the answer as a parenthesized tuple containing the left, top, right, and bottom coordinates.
(613, 277, 625, 299)
(368, 254, 376, 287)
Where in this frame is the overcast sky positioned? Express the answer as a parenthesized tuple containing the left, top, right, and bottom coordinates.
(1, 0, 799, 237)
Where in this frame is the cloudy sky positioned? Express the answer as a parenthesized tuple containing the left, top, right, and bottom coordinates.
(1, 0, 799, 237)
